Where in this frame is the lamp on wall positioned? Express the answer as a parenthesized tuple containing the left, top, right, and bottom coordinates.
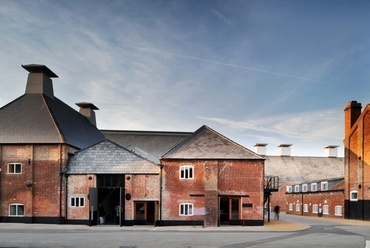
(28, 158, 31, 165)
(26, 182, 32, 188)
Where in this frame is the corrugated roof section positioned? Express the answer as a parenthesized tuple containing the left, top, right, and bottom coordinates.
(265, 156, 344, 183)
(67, 140, 160, 174)
(162, 125, 263, 160)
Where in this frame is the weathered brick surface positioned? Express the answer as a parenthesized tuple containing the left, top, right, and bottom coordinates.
(286, 191, 344, 218)
(161, 159, 264, 225)
(0, 144, 72, 220)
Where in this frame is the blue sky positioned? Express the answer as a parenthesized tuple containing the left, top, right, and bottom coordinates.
(1, 0, 370, 156)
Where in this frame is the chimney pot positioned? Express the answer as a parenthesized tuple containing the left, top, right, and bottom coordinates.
(324, 145, 339, 157)
(22, 64, 58, 99)
(76, 102, 99, 126)
(278, 144, 292, 156)
(254, 143, 268, 156)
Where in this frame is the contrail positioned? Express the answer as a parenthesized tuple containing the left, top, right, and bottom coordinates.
(119, 43, 324, 83)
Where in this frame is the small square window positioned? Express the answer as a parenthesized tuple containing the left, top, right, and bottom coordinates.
(296, 203, 301, 212)
(323, 205, 329, 215)
(180, 165, 194, 179)
(312, 204, 318, 213)
(70, 196, 85, 208)
(288, 203, 293, 211)
(350, 190, 358, 201)
(321, 182, 328, 191)
(311, 183, 317, 192)
(179, 203, 193, 216)
(9, 204, 24, 216)
(303, 204, 308, 212)
(302, 184, 308, 192)
(286, 186, 292, 193)
(7, 163, 22, 174)
(294, 185, 300, 192)
(335, 206, 342, 216)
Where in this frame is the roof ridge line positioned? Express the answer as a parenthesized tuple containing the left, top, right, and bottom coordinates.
(42, 94, 65, 143)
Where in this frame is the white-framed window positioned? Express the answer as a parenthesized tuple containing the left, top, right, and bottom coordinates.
(302, 184, 308, 192)
(311, 183, 317, 192)
(312, 204, 318, 213)
(9, 204, 24, 216)
(180, 165, 194, 179)
(303, 204, 308, 213)
(70, 195, 85, 208)
(288, 203, 293, 211)
(296, 203, 301, 212)
(350, 190, 358, 201)
(335, 206, 342, 216)
(294, 185, 300, 192)
(321, 181, 328, 191)
(286, 186, 292, 193)
(323, 205, 329, 215)
(179, 203, 193, 216)
(7, 163, 22, 174)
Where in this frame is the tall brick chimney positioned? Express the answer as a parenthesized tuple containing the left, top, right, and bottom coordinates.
(22, 64, 58, 99)
(76, 102, 99, 126)
(344, 101, 362, 136)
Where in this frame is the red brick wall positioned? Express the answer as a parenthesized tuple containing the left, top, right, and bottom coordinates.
(67, 174, 95, 220)
(286, 190, 344, 218)
(0, 144, 72, 220)
(161, 159, 264, 225)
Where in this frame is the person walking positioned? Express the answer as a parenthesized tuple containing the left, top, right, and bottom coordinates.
(274, 205, 280, 220)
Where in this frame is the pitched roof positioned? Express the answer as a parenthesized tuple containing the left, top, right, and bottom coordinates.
(0, 94, 104, 149)
(162, 125, 263, 160)
(101, 130, 191, 159)
(67, 140, 160, 174)
(265, 156, 344, 183)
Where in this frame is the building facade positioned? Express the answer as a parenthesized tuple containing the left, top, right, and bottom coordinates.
(344, 101, 370, 220)
(0, 65, 266, 226)
(285, 178, 344, 218)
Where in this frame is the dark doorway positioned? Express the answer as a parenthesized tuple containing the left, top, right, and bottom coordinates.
(134, 201, 156, 225)
(96, 174, 125, 225)
(219, 197, 240, 225)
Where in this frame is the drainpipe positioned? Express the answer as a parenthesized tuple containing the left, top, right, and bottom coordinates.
(64, 153, 74, 224)
(159, 163, 163, 226)
(59, 145, 63, 224)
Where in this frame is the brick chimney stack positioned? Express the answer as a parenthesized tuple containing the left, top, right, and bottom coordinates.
(76, 102, 99, 127)
(344, 101, 362, 136)
(23, 64, 58, 99)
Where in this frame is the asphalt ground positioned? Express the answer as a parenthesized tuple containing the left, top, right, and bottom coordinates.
(0, 212, 369, 232)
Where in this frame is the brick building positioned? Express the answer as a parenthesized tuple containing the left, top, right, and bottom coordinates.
(0, 64, 267, 226)
(160, 125, 265, 227)
(255, 144, 344, 212)
(344, 101, 370, 220)
(285, 177, 344, 218)
(0, 65, 104, 223)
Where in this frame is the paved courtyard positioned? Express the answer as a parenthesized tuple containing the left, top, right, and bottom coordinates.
(0, 213, 370, 247)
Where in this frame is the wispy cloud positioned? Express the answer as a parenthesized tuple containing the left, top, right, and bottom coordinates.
(200, 108, 343, 141)
(117, 43, 325, 83)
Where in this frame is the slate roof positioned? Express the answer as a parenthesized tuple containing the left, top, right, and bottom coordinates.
(264, 156, 344, 183)
(162, 125, 263, 160)
(0, 94, 105, 149)
(67, 140, 160, 174)
(101, 130, 191, 160)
